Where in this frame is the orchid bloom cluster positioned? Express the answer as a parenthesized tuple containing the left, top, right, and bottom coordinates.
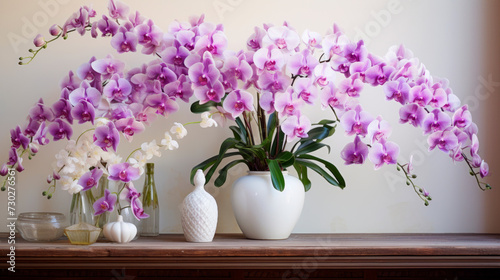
(2, 0, 490, 206)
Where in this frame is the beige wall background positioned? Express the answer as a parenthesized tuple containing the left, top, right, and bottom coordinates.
(0, 0, 499, 233)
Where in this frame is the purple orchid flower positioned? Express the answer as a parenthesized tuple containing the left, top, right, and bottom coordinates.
(428, 85, 448, 108)
(29, 98, 55, 122)
(221, 54, 253, 82)
(263, 25, 300, 51)
(246, 26, 265, 51)
(470, 134, 479, 158)
(302, 29, 322, 49)
(145, 92, 180, 116)
(341, 135, 369, 165)
(7, 148, 18, 166)
(164, 75, 194, 103)
(115, 117, 145, 141)
(176, 30, 196, 51)
(108, 162, 141, 182)
(108, 103, 134, 121)
(93, 189, 117, 216)
(78, 168, 104, 192)
(274, 87, 304, 118)
(348, 59, 371, 80)
(193, 81, 225, 104)
(259, 92, 276, 114)
(94, 122, 120, 152)
(111, 26, 138, 53)
(33, 121, 50, 145)
(60, 70, 81, 92)
(287, 49, 318, 76)
(342, 40, 368, 63)
(443, 93, 461, 112)
(452, 105, 472, 128)
(23, 117, 41, 137)
(131, 196, 149, 220)
(48, 119, 73, 141)
(480, 160, 489, 178)
(281, 114, 311, 140)
(119, 182, 140, 202)
(409, 85, 432, 106)
(427, 128, 459, 152)
(194, 23, 228, 56)
(136, 19, 163, 54)
(129, 11, 145, 27)
(338, 73, 364, 98)
(384, 77, 411, 105)
(161, 40, 190, 67)
(76, 56, 101, 85)
(340, 105, 374, 137)
(254, 45, 285, 72)
(422, 109, 451, 135)
(368, 140, 400, 169)
(293, 77, 318, 104)
(322, 27, 349, 58)
(257, 71, 290, 94)
(365, 62, 394, 86)
(188, 52, 220, 87)
(223, 90, 255, 118)
(313, 63, 336, 86)
(367, 116, 392, 144)
(97, 15, 119, 36)
(71, 100, 96, 124)
(147, 62, 177, 87)
(399, 103, 427, 128)
(103, 74, 132, 102)
(10, 126, 30, 150)
(91, 57, 125, 80)
(69, 81, 102, 107)
(108, 0, 130, 20)
(319, 83, 346, 110)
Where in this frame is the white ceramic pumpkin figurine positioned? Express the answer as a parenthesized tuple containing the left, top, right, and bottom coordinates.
(181, 169, 218, 242)
(103, 215, 137, 243)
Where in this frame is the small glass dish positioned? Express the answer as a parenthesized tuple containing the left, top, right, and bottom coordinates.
(64, 222, 101, 245)
(17, 212, 67, 242)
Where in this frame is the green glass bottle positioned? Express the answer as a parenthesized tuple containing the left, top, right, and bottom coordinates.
(141, 163, 159, 236)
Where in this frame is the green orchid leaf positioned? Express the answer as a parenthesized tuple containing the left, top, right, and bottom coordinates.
(294, 162, 311, 192)
(190, 151, 241, 185)
(267, 159, 285, 192)
(190, 101, 217, 113)
(229, 125, 245, 143)
(295, 158, 340, 188)
(267, 112, 278, 136)
(294, 141, 330, 156)
(204, 138, 239, 184)
(214, 159, 247, 187)
(314, 119, 336, 126)
(276, 151, 294, 163)
(297, 154, 345, 189)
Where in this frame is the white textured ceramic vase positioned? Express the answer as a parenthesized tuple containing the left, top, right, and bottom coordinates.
(231, 171, 305, 240)
(181, 169, 218, 242)
(103, 215, 137, 243)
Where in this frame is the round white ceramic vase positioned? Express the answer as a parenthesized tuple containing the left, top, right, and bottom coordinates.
(181, 169, 218, 242)
(231, 171, 305, 240)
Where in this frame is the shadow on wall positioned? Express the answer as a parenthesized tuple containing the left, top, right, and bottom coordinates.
(482, 0, 500, 233)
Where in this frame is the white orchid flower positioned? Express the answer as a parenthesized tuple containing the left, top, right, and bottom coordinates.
(170, 122, 187, 139)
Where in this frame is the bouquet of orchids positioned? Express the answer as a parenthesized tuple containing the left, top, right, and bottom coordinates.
(0, 0, 491, 209)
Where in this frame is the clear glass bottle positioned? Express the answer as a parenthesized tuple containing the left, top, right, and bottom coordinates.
(69, 191, 95, 226)
(140, 163, 159, 236)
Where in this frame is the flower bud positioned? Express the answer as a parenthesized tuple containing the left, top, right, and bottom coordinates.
(0, 163, 8, 176)
(42, 191, 47, 196)
(47, 175, 53, 184)
(33, 34, 46, 47)
(53, 171, 61, 180)
(47, 194, 52, 199)
(49, 24, 61, 36)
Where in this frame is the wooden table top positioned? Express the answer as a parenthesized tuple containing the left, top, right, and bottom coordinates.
(2, 233, 500, 269)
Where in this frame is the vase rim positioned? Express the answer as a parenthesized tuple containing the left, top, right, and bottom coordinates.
(247, 170, 288, 175)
